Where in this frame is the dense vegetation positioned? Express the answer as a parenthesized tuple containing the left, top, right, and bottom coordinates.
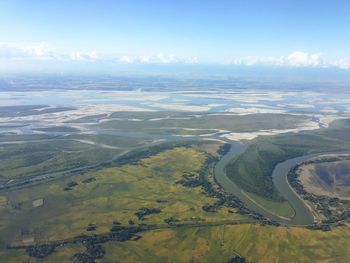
(135, 207, 162, 220)
(227, 255, 247, 263)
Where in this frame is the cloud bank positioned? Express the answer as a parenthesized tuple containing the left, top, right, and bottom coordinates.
(0, 43, 99, 61)
(0, 43, 348, 69)
(231, 51, 349, 69)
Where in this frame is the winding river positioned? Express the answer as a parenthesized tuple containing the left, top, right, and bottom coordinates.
(0, 125, 331, 226)
(214, 141, 326, 226)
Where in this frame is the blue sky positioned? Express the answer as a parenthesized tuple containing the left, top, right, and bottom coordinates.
(0, 0, 349, 72)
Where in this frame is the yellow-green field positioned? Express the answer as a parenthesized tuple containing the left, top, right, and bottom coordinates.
(102, 224, 350, 263)
(2, 223, 350, 263)
(1, 145, 350, 262)
(244, 192, 295, 218)
(0, 146, 249, 260)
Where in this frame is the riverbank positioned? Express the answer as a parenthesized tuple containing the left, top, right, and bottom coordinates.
(214, 142, 317, 225)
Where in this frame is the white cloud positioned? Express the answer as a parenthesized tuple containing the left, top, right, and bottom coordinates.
(117, 53, 198, 64)
(184, 56, 199, 64)
(119, 55, 134, 63)
(70, 50, 99, 61)
(232, 56, 285, 66)
(287, 51, 323, 67)
(330, 59, 349, 70)
(0, 43, 348, 69)
(0, 43, 100, 61)
(0, 42, 58, 60)
(231, 51, 327, 68)
(230, 51, 349, 69)
(139, 53, 177, 63)
(0, 43, 199, 64)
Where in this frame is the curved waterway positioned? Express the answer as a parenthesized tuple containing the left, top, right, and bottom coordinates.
(214, 142, 326, 226)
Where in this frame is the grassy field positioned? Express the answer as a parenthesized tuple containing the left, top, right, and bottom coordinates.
(2, 223, 350, 263)
(0, 139, 121, 180)
(0, 133, 158, 181)
(0, 134, 53, 142)
(244, 192, 295, 218)
(104, 223, 350, 263)
(128, 127, 218, 136)
(99, 113, 309, 133)
(1, 136, 350, 262)
(0, 145, 250, 261)
(65, 134, 153, 148)
(32, 126, 81, 133)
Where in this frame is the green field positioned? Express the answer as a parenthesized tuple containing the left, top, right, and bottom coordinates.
(0, 133, 158, 181)
(0, 145, 253, 261)
(226, 119, 350, 204)
(99, 113, 309, 133)
(2, 223, 350, 263)
(1, 143, 350, 262)
(0, 139, 121, 180)
(244, 192, 295, 218)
